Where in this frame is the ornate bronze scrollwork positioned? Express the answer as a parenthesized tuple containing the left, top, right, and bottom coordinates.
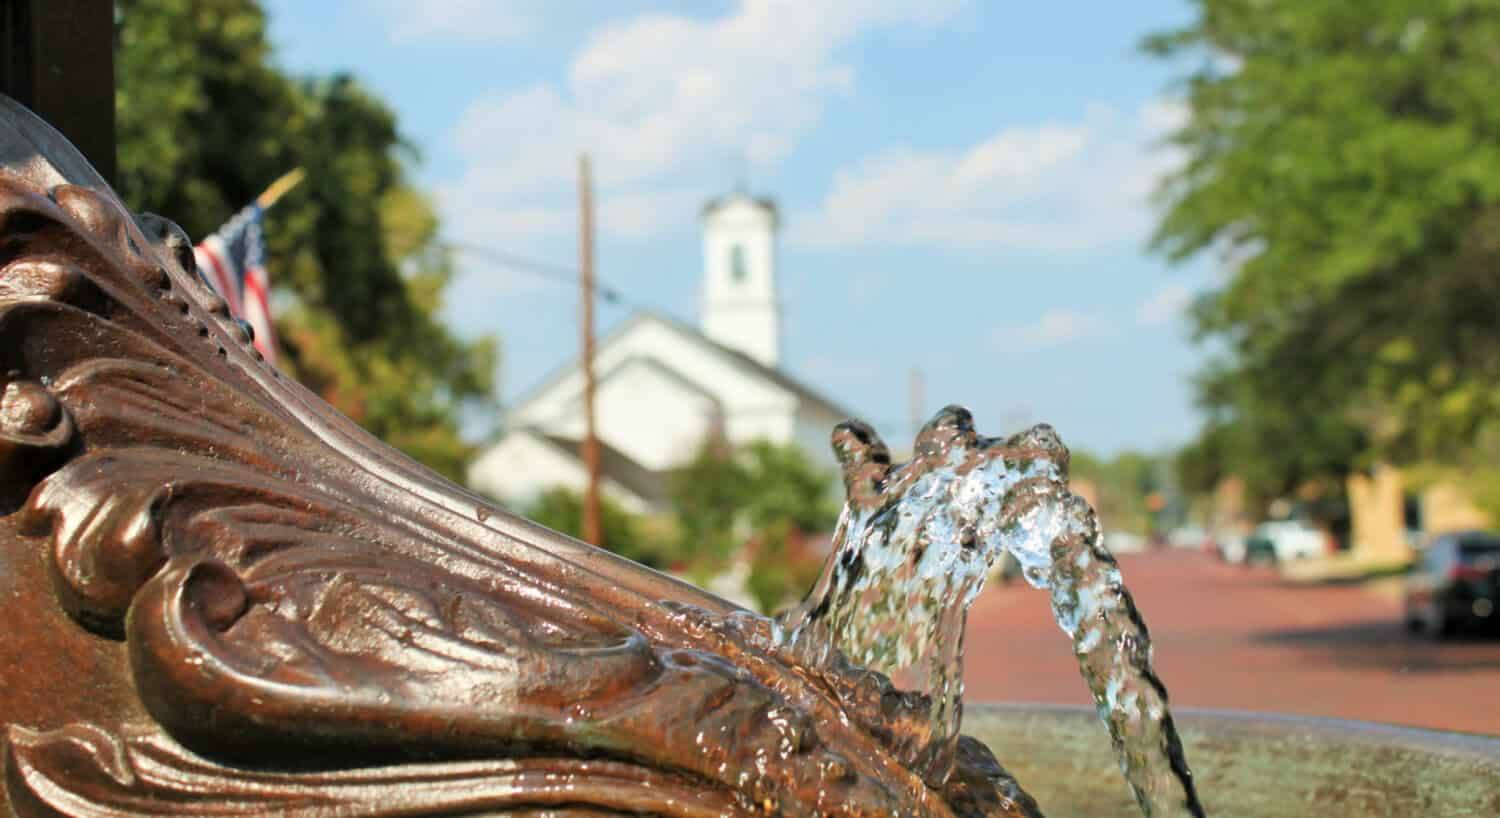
(0, 99, 1026, 816)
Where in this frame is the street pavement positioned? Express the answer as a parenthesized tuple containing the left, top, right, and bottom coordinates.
(963, 549, 1500, 735)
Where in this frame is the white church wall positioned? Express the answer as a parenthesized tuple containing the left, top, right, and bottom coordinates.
(468, 433, 582, 511)
(723, 406, 794, 449)
(467, 431, 653, 515)
(702, 310, 778, 373)
(593, 358, 720, 471)
(513, 316, 798, 467)
(594, 360, 717, 468)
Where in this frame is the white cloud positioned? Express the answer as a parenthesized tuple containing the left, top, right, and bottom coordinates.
(370, 0, 537, 43)
(1137, 98, 1188, 137)
(599, 189, 703, 239)
(438, 0, 967, 244)
(1135, 281, 1194, 326)
(789, 99, 1186, 252)
(992, 308, 1109, 350)
(438, 198, 572, 249)
(435, 185, 699, 249)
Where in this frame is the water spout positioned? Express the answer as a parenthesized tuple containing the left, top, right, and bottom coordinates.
(780, 406, 1206, 817)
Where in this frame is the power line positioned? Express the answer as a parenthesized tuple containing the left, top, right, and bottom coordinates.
(443, 240, 628, 305)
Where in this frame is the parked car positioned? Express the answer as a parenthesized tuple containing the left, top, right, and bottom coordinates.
(1215, 530, 1249, 564)
(1103, 530, 1146, 554)
(1243, 520, 1325, 565)
(1169, 526, 1209, 550)
(1403, 531, 1500, 638)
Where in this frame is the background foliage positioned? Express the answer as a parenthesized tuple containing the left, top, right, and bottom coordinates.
(522, 488, 680, 569)
(668, 440, 838, 611)
(115, 0, 497, 480)
(1072, 450, 1169, 537)
(1148, 0, 1500, 515)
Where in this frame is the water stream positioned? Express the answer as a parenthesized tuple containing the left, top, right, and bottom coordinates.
(779, 406, 1206, 817)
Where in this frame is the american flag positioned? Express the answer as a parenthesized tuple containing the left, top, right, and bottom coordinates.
(195, 203, 278, 363)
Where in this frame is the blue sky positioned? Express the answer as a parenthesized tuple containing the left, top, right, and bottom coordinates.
(262, 0, 1214, 456)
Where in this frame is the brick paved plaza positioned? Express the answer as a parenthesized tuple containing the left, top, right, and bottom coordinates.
(964, 550, 1500, 735)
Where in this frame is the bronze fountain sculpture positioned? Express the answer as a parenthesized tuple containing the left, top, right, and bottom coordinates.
(3, 95, 1497, 818)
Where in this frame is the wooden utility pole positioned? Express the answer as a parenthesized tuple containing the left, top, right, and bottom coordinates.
(578, 154, 603, 547)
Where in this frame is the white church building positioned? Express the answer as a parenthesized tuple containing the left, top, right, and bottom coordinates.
(467, 193, 856, 515)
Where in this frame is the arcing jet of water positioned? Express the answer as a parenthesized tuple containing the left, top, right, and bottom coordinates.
(780, 407, 1206, 817)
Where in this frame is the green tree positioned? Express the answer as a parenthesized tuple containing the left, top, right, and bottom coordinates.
(744, 519, 825, 616)
(667, 440, 838, 610)
(1146, 1, 1500, 501)
(739, 441, 840, 533)
(1072, 450, 1167, 535)
(115, 0, 496, 481)
(667, 441, 748, 568)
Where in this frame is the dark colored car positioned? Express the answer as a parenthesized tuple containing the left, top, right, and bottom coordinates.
(1403, 531, 1500, 638)
(1243, 529, 1276, 566)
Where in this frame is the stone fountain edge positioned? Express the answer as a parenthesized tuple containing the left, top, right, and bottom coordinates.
(962, 702, 1500, 818)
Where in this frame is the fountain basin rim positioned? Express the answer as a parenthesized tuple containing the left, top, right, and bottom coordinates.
(968, 701, 1500, 751)
(962, 702, 1500, 818)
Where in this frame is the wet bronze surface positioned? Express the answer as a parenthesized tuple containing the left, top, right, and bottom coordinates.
(0, 98, 1025, 816)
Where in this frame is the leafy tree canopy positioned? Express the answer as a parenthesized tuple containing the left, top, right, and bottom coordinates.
(522, 488, 678, 570)
(1147, 0, 1500, 500)
(668, 440, 839, 609)
(115, 0, 496, 480)
(1072, 450, 1169, 535)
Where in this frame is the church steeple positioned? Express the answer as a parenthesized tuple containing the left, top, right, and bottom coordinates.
(700, 192, 781, 367)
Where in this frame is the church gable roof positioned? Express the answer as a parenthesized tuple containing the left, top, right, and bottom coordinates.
(600, 353, 723, 413)
(529, 430, 669, 508)
(508, 309, 858, 425)
(646, 311, 858, 421)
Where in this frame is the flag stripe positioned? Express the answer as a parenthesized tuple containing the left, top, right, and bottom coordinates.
(197, 239, 243, 316)
(194, 201, 277, 363)
(193, 247, 232, 308)
(241, 265, 277, 363)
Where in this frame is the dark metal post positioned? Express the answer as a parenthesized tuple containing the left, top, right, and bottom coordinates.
(0, 0, 116, 183)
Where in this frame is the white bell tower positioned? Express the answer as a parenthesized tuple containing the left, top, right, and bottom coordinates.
(701, 192, 781, 367)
